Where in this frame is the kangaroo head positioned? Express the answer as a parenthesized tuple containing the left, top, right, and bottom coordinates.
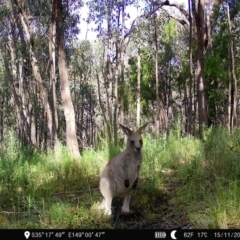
(119, 123, 148, 152)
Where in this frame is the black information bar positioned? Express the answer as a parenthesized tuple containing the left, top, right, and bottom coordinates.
(0, 229, 240, 240)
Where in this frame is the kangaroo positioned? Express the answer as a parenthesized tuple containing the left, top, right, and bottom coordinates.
(97, 123, 148, 215)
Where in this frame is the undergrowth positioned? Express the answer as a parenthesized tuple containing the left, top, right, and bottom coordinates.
(1, 127, 240, 229)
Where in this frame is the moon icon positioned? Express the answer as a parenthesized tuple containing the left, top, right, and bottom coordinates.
(170, 230, 177, 239)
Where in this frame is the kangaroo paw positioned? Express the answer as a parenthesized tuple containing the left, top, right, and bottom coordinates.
(124, 179, 130, 188)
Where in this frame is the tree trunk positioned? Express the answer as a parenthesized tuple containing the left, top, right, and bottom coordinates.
(0, 93, 4, 143)
(136, 46, 141, 128)
(113, 27, 119, 146)
(96, 70, 110, 140)
(227, 44, 232, 133)
(188, 0, 193, 134)
(226, 1, 237, 129)
(105, 53, 113, 142)
(136, 1, 141, 128)
(153, 11, 160, 136)
(120, 1, 125, 125)
(49, 0, 59, 146)
(192, 0, 207, 137)
(54, 0, 80, 159)
(103, 3, 114, 143)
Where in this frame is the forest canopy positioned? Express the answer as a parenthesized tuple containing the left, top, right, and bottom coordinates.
(0, 0, 240, 156)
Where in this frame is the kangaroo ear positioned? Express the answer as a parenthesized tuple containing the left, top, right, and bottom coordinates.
(119, 124, 133, 136)
(137, 123, 148, 134)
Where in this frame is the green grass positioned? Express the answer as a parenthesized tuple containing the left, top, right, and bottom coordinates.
(1, 127, 240, 229)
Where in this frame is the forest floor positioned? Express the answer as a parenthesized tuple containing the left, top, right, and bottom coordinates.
(49, 171, 189, 230)
(1, 127, 240, 229)
(103, 181, 191, 229)
(48, 165, 206, 230)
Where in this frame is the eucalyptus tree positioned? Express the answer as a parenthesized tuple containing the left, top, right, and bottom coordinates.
(225, 0, 239, 131)
(69, 40, 97, 148)
(191, 0, 207, 137)
(187, 0, 193, 134)
(87, 0, 134, 145)
(0, 0, 62, 148)
(136, 0, 141, 127)
(151, 0, 161, 136)
(53, 0, 81, 159)
(127, 15, 185, 134)
(204, 0, 240, 131)
(15, 0, 57, 147)
(0, 0, 40, 146)
(0, 0, 82, 158)
(0, 54, 7, 143)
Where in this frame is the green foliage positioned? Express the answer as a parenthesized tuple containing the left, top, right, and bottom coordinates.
(204, 26, 229, 125)
(162, 19, 178, 44)
(205, 54, 228, 81)
(204, 127, 240, 178)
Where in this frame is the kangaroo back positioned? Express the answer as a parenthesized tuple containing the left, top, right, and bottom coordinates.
(97, 123, 148, 215)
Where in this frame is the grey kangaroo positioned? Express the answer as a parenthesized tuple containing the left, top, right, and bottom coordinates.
(97, 123, 148, 215)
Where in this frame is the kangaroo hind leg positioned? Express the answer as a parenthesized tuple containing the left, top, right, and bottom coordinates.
(122, 191, 133, 213)
(99, 178, 113, 215)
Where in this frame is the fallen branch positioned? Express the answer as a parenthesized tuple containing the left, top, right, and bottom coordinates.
(0, 211, 25, 214)
(51, 188, 100, 196)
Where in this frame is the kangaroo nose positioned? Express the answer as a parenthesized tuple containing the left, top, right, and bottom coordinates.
(135, 147, 141, 151)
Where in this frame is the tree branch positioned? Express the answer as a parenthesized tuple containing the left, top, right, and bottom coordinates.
(124, 0, 189, 42)
(161, 8, 188, 27)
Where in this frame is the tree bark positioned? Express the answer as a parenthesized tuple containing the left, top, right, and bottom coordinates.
(96, 70, 110, 139)
(227, 42, 232, 133)
(136, 1, 141, 128)
(105, 2, 114, 142)
(49, 0, 59, 146)
(226, 1, 237, 130)
(120, 1, 125, 125)
(192, 0, 207, 137)
(153, 10, 160, 136)
(105, 53, 113, 142)
(188, 0, 193, 134)
(0, 93, 4, 143)
(54, 0, 80, 159)
(136, 46, 141, 128)
(113, 10, 120, 146)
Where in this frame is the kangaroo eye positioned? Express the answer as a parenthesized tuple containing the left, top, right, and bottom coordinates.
(131, 140, 134, 144)
(139, 139, 142, 144)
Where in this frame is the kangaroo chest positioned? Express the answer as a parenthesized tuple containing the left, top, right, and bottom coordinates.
(122, 153, 142, 178)
(111, 152, 143, 197)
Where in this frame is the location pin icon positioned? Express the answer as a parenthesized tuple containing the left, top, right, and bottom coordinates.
(24, 231, 30, 239)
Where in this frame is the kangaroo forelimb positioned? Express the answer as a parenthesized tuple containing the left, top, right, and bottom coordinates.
(132, 177, 138, 190)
